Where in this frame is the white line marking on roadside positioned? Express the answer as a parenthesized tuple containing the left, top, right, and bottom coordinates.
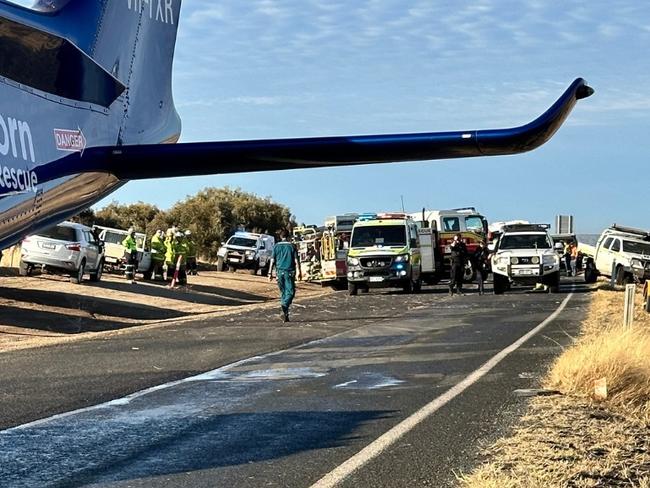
(310, 290, 575, 488)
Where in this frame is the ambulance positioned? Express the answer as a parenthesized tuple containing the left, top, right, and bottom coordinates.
(346, 213, 422, 295)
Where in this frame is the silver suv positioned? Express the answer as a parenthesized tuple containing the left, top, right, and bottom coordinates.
(20, 221, 105, 283)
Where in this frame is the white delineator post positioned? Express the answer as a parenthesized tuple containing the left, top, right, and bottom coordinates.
(624, 283, 636, 327)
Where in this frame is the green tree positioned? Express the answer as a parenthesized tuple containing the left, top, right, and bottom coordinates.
(94, 201, 163, 234)
(168, 187, 293, 261)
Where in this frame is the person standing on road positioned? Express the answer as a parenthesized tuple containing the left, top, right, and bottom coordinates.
(449, 233, 467, 296)
(150, 230, 166, 280)
(570, 242, 579, 277)
(268, 230, 302, 322)
(184, 230, 198, 276)
(472, 240, 489, 295)
(122, 228, 138, 281)
(564, 241, 573, 276)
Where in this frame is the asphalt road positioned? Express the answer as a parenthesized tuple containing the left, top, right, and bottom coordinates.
(0, 277, 590, 487)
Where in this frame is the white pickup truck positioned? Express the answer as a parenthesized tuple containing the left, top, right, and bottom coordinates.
(93, 225, 154, 279)
(581, 225, 650, 285)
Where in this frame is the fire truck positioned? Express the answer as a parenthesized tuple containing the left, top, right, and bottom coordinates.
(296, 214, 358, 289)
(410, 207, 488, 283)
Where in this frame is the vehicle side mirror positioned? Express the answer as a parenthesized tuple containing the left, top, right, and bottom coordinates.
(487, 243, 496, 252)
(410, 238, 417, 248)
(554, 242, 564, 250)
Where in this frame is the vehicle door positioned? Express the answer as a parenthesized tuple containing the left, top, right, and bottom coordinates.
(258, 237, 270, 267)
(83, 230, 100, 268)
(596, 237, 614, 274)
(408, 223, 421, 278)
(608, 238, 624, 272)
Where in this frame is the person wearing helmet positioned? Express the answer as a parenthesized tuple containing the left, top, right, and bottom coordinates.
(150, 229, 166, 280)
(184, 229, 198, 276)
(169, 231, 188, 285)
(122, 227, 138, 282)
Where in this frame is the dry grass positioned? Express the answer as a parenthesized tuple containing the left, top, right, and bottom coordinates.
(547, 287, 650, 421)
(461, 285, 650, 487)
(460, 396, 650, 487)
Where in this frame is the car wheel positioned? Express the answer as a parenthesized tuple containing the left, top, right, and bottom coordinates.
(248, 262, 259, 275)
(89, 260, 103, 282)
(402, 278, 413, 294)
(216, 257, 225, 272)
(645, 296, 650, 313)
(547, 272, 560, 293)
(260, 264, 269, 277)
(493, 274, 507, 295)
(615, 266, 629, 286)
(584, 261, 597, 284)
(70, 260, 86, 284)
(348, 282, 358, 296)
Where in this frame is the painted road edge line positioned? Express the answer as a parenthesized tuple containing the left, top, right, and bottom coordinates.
(310, 290, 575, 488)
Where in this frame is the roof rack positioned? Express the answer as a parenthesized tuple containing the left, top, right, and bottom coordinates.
(609, 224, 650, 239)
(502, 223, 550, 233)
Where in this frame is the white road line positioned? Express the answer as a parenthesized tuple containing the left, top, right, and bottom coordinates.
(310, 291, 575, 488)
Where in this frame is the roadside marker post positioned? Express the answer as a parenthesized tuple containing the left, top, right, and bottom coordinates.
(623, 283, 635, 327)
(610, 260, 617, 288)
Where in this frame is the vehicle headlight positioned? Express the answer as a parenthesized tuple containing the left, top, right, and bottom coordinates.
(510, 257, 519, 265)
(631, 258, 644, 269)
(531, 256, 540, 264)
(543, 254, 558, 265)
(348, 257, 360, 266)
(394, 254, 409, 262)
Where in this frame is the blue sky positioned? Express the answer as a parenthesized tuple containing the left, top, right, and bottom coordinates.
(101, 0, 648, 233)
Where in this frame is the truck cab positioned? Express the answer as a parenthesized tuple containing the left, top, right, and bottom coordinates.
(490, 223, 561, 294)
(411, 207, 488, 282)
(216, 231, 275, 275)
(346, 213, 422, 295)
(582, 225, 650, 285)
(93, 225, 153, 278)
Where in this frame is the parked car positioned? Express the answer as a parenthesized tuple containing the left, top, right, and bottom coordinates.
(20, 221, 105, 283)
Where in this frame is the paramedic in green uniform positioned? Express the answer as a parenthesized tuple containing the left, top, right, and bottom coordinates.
(268, 230, 302, 322)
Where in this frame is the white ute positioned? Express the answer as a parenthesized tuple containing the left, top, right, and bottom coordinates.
(490, 223, 561, 294)
(581, 225, 650, 285)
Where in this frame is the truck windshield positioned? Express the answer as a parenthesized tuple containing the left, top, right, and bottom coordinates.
(499, 234, 551, 249)
(351, 225, 406, 248)
(623, 241, 650, 256)
(465, 216, 486, 233)
(228, 237, 257, 248)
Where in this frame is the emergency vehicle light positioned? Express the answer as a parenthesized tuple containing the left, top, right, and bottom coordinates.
(376, 212, 409, 220)
(357, 213, 378, 221)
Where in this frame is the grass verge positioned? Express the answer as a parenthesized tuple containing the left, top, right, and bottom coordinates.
(460, 285, 650, 487)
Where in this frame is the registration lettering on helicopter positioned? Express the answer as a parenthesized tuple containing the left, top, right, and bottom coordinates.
(127, 0, 175, 25)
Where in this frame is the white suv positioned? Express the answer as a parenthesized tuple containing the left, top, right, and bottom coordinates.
(490, 224, 561, 294)
(20, 221, 105, 284)
(216, 232, 275, 275)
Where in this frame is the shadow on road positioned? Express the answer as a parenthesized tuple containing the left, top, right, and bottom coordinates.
(91, 279, 265, 306)
(0, 286, 186, 321)
(13, 410, 396, 487)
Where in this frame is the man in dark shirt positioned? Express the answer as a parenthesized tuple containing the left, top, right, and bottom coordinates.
(269, 230, 302, 322)
(472, 240, 489, 295)
(449, 233, 467, 295)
